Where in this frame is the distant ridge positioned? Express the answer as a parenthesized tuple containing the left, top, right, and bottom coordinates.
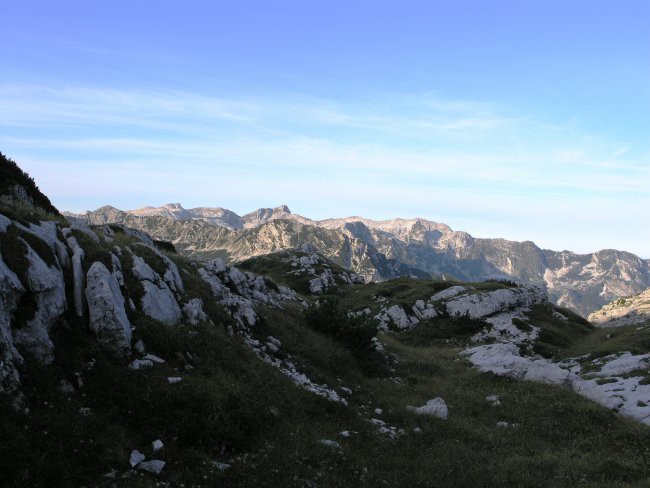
(76, 202, 650, 317)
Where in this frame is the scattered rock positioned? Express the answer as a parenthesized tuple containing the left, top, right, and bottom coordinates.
(129, 359, 154, 370)
(130, 450, 145, 468)
(319, 439, 342, 449)
(407, 397, 449, 420)
(211, 461, 232, 471)
(486, 395, 501, 407)
(144, 353, 166, 364)
(137, 459, 166, 475)
(183, 298, 210, 325)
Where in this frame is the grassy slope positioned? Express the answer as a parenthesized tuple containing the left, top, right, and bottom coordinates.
(0, 152, 60, 216)
(2, 233, 650, 487)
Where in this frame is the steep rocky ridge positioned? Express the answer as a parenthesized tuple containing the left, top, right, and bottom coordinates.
(1, 151, 59, 215)
(80, 203, 650, 316)
(588, 288, 650, 328)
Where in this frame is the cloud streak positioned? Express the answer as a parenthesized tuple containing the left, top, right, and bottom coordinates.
(1, 84, 648, 256)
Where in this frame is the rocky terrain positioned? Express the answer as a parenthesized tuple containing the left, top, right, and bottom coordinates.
(588, 288, 650, 328)
(77, 203, 650, 317)
(3, 154, 650, 487)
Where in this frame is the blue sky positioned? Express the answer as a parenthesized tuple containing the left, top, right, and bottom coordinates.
(1, 1, 649, 256)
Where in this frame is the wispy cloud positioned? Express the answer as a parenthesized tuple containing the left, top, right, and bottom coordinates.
(1, 84, 648, 256)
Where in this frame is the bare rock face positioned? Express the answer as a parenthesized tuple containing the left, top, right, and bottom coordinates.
(130, 253, 181, 325)
(182, 298, 209, 325)
(65, 234, 86, 317)
(445, 285, 546, 319)
(407, 397, 449, 420)
(0, 251, 25, 394)
(588, 288, 650, 328)
(13, 241, 67, 364)
(309, 269, 336, 294)
(85, 261, 132, 355)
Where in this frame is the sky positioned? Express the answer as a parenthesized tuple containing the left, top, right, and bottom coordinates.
(1, 1, 649, 257)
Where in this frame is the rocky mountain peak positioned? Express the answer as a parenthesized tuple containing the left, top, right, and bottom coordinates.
(241, 205, 292, 228)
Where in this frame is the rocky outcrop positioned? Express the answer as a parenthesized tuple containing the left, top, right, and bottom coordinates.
(588, 288, 650, 327)
(0, 251, 25, 394)
(182, 298, 209, 325)
(85, 262, 132, 355)
(444, 285, 546, 319)
(82, 204, 650, 316)
(130, 252, 182, 325)
(407, 397, 449, 420)
(13, 240, 67, 363)
(375, 304, 420, 330)
(199, 259, 281, 327)
(463, 344, 650, 425)
(65, 234, 85, 317)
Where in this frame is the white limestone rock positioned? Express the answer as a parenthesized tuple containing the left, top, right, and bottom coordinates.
(85, 262, 132, 355)
(182, 298, 209, 325)
(407, 397, 449, 420)
(319, 439, 342, 449)
(588, 289, 650, 328)
(135, 243, 184, 293)
(66, 236, 86, 317)
(129, 449, 145, 468)
(309, 268, 336, 294)
(462, 343, 576, 386)
(151, 439, 164, 452)
(18, 220, 69, 269)
(0, 213, 11, 232)
(431, 286, 468, 301)
(592, 352, 650, 377)
(445, 285, 546, 319)
(574, 377, 650, 425)
(143, 353, 165, 364)
(472, 310, 540, 345)
(486, 395, 501, 407)
(138, 460, 166, 475)
(211, 461, 232, 471)
(375, 305, 419, 330)
(129, 359, 154, 370)
(131, 253, 181, 325)
(463, 343, 650, 426)
(0, 251, 25, 394)
(13, 241, 67, 363)
(412, 299, 438, 320)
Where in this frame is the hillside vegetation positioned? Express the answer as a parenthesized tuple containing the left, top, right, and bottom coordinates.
(1, 156, 649, 487)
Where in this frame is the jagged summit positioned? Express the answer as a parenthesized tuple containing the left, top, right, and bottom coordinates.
(77, 203, 650, 316)
(241, 204, 292, 228)
(123, 203, 293, 230)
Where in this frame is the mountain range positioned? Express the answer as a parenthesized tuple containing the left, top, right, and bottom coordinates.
(70, 203, 650, 317)
(4, 153, 650, 486)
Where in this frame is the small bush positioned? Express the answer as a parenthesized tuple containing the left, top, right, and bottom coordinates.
(154, 239, 177, 253)
(0, 226, 30, 286)
(0, 152, 60, 215)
